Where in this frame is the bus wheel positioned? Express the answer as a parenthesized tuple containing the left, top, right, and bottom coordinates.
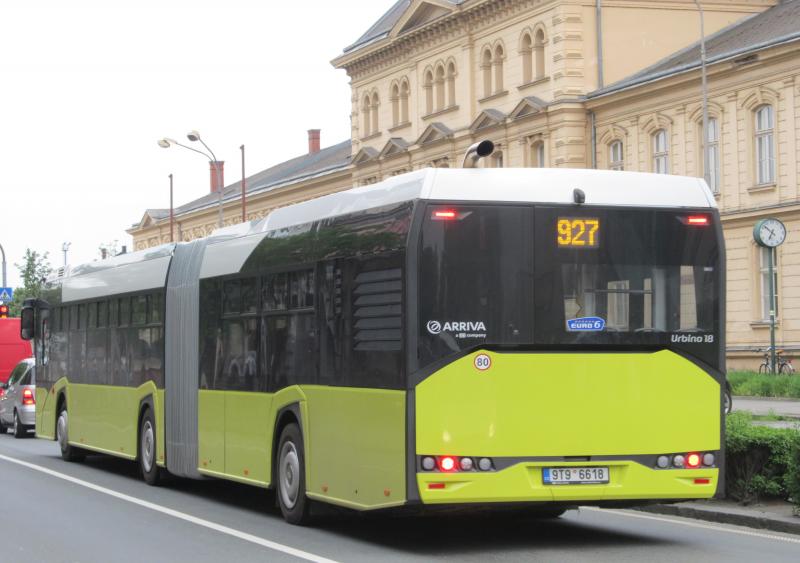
(139, 409, 161, 486)
(56, 406, 85, 462)
(276, 423, 311, 525)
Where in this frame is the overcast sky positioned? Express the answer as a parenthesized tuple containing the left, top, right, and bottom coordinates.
(0, 0, 390, 290)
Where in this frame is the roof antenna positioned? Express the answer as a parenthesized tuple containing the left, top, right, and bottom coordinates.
(573, 188, 585, 205)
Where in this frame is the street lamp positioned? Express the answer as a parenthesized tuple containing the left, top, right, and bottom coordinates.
(158, 132, 224, 228)
(0, 242, 6, 288)
(62, 242, 71, 267)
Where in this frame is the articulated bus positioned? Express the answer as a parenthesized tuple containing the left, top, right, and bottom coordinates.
(22, 157, 725, 524)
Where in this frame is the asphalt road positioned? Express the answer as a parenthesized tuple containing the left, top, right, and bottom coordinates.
(1, 435, 799, 563)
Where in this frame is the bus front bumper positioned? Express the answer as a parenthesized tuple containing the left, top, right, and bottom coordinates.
(417, 460, 718, 505)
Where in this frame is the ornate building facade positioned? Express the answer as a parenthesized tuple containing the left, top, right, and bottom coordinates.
(129, 0, 800, 368)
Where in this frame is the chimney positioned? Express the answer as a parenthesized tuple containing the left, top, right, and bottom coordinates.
(308, 129, 321, 154)
(210, 161, 225, 193)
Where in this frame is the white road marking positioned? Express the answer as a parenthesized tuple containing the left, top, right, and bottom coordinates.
(0, 453, 338, 563)
(581, 506, 800, 544)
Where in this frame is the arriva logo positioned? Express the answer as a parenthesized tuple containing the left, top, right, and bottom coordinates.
(426, 320, 442, 334)
(427, 320, 487, 334)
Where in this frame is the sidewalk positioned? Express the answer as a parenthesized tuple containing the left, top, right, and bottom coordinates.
(733, 396, 800, 418)
(733, 396, 800, 429)
(635, 499, 800, 535)
(636, 397, 800, 533)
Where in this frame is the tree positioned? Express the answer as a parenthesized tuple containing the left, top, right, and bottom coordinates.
(8, 249, 53, 316)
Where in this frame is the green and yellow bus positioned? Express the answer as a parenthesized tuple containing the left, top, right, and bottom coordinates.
(23, 152, 725, 524)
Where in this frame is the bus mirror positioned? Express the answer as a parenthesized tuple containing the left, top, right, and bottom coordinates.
(20, 305, 35, 341)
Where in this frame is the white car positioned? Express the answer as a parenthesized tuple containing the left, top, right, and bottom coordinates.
(0, 357, 35, 438)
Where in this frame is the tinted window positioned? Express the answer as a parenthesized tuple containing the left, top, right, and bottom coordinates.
(119, 298, 130, 327)
(534, 207, 720, 367)
(150, 293, 163, 325)
(263, 273, 289, 311)
(132, 295, 147, 325)
(224, 280, 241, 314)
(266, 315, 316, 390)
(419, 205, 534, 368)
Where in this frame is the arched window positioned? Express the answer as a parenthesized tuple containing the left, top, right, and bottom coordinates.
(361, 94, 371, 138)
(755, 105, 775, 185)
(446, 62, 456, 107)
(391, 82, 400, 127)
(609, 140, 624, 171)
(652, 129, 669, 174)
(400, 79, 410, 123)
(703, 118, 720, 192)
(435, 64, 445, 112)
(534, 28, 546, 80)
(424, 70, 434, 115)
(530, 140, 545, 168)
(493, 44, 504, 93)
(482, 48, 493, 98)
(492, 150, 504, 168)
(370, 92, 380, 135)
(521, 32, 533, 84)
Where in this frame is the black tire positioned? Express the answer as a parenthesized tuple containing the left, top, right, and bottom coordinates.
(276, 423, 311, 525)
(724, 382, 733, 415)
(13, 411, 26, 439)
(0, 421, 7, 435)
(758, 363, 767, 374)
(56, 405, 85, 462)
(139, 409, 162, 486)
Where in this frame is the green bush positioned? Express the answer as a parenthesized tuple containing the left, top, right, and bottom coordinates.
(787, 438, 800, 513)
(728, 370, 800, 398)
(725, 412, 798, 503)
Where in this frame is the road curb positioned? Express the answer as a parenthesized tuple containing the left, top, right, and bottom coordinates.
(634, 503, 800, 536)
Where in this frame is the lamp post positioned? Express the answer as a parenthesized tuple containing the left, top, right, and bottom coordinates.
(695, 1, 709, 186)
(62, 242, 71, 267)
(158, 132, 224, 229)
(169, 173, 174, 243)
(240, 144, 246, 223)
(0, 242, 6, 288)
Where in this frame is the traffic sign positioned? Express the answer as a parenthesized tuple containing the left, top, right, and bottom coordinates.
(0, 287, 12, 303)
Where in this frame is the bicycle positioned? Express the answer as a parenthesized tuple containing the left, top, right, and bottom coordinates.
(757, 348, 795, 374)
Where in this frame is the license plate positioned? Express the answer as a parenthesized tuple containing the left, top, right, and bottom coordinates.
(542, 466, 609, 485)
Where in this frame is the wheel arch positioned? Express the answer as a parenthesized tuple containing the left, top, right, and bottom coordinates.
(271, 403, 304, 489)
(137, 395, 156, 461)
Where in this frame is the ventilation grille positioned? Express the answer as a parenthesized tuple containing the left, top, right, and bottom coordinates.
(353, 268, 402, 352)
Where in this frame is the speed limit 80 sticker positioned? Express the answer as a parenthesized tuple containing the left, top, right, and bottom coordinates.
(473, 353, 492, 371)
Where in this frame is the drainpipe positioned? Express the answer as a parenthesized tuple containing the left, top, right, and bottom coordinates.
(590, 111, 597, 169)
(596, 0, 604, 89)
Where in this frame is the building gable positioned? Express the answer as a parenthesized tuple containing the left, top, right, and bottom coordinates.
(469, 109, 507, 133)
(393, 0, 456, 37)
(416, 122, 454, 146)
(379, 137, 411, 158)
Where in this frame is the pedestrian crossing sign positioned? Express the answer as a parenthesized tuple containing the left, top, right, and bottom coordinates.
(0, 288, 12, 303)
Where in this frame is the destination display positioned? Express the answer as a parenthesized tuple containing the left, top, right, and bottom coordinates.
(557, 217, 600, 248)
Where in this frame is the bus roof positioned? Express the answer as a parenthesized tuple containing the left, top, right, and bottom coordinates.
(59, 168, 715, 300)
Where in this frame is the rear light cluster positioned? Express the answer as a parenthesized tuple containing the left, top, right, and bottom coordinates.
(22, 388, 35, 406)
(420, 455, 494, 472)
(654, 451, 715, 469)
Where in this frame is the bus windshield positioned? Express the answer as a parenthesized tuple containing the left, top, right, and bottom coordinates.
(418, 204, 720, 369)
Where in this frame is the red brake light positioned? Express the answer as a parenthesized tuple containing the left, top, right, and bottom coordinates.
(432, 210, 457, 220)
(686, 215, 709, 226)
(428, 483, 446, 490)
(438, 456, 458, 472)
(22, 388, 35, 406)
(685, 452, 701, 469)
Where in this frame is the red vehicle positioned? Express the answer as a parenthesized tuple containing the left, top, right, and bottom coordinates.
(0, 319, 32, 384)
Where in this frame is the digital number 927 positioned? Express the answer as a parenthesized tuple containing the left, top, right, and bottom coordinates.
(557, 218, 600, 248)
